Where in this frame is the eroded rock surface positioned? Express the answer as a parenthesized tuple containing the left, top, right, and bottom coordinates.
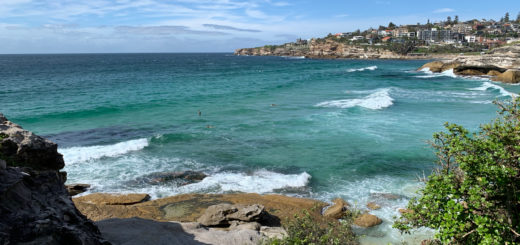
(0, 113, 107, 244)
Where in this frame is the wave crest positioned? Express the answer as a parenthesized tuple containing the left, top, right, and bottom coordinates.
(470, 82, 518, 98)
(316, 88, 394, 110)
(59, 138, 149, 164)
(347, 66, 377, 72)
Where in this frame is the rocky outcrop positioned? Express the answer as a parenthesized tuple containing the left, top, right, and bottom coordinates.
(0, 113, 107, 244)
(419, 43, 520, 83)
(323, 198, 349, 219)
(66, 183, 91, 196)
(74, 193, 326, 225)
(353, 213, 383, 228)
(96, 217, 285, 245)
(0, 114, 64, 170)
(132, 171, 207, 186)
(366, 202, 381, 210)
(197, 204, 270, 227)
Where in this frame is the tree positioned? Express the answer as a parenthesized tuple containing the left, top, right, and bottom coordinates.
(454, 15, 459, 24)
(505, 12, 510, 22)
(517, 12, 520, 23)
(446, 16, 452, 25)
(388, 22, 396, 29)
(394, 98, 520, 244)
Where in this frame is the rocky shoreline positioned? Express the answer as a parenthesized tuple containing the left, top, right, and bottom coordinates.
(418, 43, 520, 83)
(0, 113, 396, 244)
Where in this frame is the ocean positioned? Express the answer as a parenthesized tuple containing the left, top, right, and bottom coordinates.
(1, 53, 517, 243)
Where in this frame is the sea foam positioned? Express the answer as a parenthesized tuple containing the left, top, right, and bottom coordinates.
(470, 82, 518, 98)
(180, 170, 311, 194)
(347, 65, 378, 72)
(59, 138, 149, 164)
(415, 68, 457, 78)
(316, 88, 394, 110)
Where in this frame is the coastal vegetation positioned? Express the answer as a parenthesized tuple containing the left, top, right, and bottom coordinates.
(269, 208, 358, 245)
(394, 98, 520, 244)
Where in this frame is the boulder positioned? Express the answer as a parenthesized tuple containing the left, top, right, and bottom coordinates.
(0, 113, 64, 170)
(370, 193, 404, 200)
(354, 213, 383, 228)
(74, 193, 151, 205)
(323, 198, 349, 219)
(197, 204, 267, 227)
(0, 114, 106, 244)
(453, 65, 506, 76)
(455, 69, 486, 76)
(493, 69, 520, 83)
(66, 183, 91, 196)
(366, 202, 381, 210)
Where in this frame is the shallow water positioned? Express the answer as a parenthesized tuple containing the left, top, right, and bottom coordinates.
(1, 53, 517, 243)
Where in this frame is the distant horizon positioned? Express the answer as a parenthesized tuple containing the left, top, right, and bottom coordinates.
(0, 0, 518, 54)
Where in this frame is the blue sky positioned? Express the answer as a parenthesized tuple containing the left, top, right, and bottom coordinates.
(0, 0, 518, 53)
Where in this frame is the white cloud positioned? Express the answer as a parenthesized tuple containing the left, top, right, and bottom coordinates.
(433, 8, 455, 13)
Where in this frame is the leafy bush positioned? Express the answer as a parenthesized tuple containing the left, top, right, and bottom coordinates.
(269, 209, 358, 245)
(394, 98, 520, 244)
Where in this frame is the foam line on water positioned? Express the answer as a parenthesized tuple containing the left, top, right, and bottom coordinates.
(347, 65, 377, 72)
(316, 88, 393, 110)
(470, 81, 518, 97)
(59, 138, 149, 164)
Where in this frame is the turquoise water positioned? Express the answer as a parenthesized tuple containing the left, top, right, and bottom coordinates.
(1, 53, 517, 242)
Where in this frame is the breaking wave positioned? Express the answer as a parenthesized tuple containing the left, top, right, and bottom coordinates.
(59, 138, 149, 164)
(316, 88, 394, 110)
(470, 82, 518, 98)
(347, 66, 378, 72)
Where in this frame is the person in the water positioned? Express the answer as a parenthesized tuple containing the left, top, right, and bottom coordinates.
(198, 110, 201, 116)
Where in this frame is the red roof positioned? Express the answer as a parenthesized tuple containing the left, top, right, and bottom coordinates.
(382, 36, 392, 41)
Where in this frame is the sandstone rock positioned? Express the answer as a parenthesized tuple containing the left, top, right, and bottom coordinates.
(74, 193, 151, 205)
(440, 62, 462, 72)
(0, 114, 107, 244)
(455, 69, 486, 76)
(74, 193, 325, 227)
(323, 198, 349, 219)
(487, 70, 503, 76)
(354, 213, 383, 227)
(366, 202, 381, 210)
(197, 204, 267, 227)
(0, 113, 64, 170)
(493, 69, 520, 83)
(453, 65, 506, 76)
(66, 183, 91, 196)
(418, 61, 444, 72)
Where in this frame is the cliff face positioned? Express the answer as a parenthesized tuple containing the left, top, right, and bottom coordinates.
(0, 114, 107, 245)
(235, 39, 406, 59)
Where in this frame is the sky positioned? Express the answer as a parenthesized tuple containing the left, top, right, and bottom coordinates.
(0, 0, 518, 53)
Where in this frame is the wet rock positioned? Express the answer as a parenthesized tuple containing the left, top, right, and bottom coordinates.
(453, 65, 506, 76)
(197, 204, 267, 227)
(487, 70, 503, 76)
(370, 193, 404, 200)
(135, 171, 207, 186)
(354, 213, 383, 228)
(0, 114, 107, 244)
(66, 183, 91, 196)
(74, 193, 151, 205)
(323, 198, 349, 219)
(366, 202, 381, 210)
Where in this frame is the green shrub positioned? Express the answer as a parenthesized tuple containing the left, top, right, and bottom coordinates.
(394, 98, 520, 244)
(268, 208, 358, 245)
